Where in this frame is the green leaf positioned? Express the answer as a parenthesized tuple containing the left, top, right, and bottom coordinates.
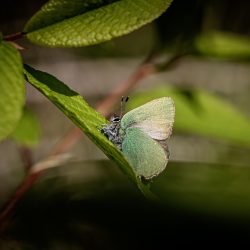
(23, 64, 152, 197)
(10, 107, 41, 146)
(24, 0, 118, 33)
(127, 86, 250, 146)
(195, 31, 250, 60)
(0, 41, 25, 141)
(24, 0, 173, 47)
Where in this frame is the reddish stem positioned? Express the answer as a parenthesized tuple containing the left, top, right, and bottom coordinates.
(19, 146, 33, 171)
(3, 32, 24, 41)
(96, 62, 155, 116)
(0, 171, 44, 233)
(50, 127, 83, 156)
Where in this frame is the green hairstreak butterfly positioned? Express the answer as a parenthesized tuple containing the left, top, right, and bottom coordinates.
(101, 97, 175, 179)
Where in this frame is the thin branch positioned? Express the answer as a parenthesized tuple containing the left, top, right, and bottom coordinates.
(0, 153, 72, 233)
(7, 41, 26, 51)
(0, 171, 43, 233)
(3, 32, 27, 51)
(3, 32, 25, 41)
(96, 62, 156, 116)
(50, 127, 82, 156)
(156, 53, 185, 72)
(97, 54, 183, 114)
(18, 146, 33, 172)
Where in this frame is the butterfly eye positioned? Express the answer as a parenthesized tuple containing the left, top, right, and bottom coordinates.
(110, 116, 120, 123)
(113, 117, 120, 122)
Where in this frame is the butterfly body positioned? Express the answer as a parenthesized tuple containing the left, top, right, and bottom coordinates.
(101, 116, 122, 149)
(101, 97, 175, 179)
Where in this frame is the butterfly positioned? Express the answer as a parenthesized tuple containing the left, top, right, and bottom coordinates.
(101, 97, 175, 179)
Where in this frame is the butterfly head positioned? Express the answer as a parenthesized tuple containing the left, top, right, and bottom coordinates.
(100, 96, 129, 149)
(110, 115, 121, 124)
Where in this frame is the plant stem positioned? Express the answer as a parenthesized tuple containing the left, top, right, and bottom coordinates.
(19, 146, 33, 171)
(97, 54, 183, 114)
(3, 32, 24, 41)
(0, 171, 44, 233)
(96, 62, 156, 116)
(50, 127, 83, 156)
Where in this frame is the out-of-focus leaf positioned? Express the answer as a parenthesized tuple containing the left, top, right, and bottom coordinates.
(10, 108, 41, 146)
(0, 41, 25, 141)
(6, 160, 250, 247)
(195, 31, 250, 60)
(24, 0, 173, 47)
(152, 161, 250, 218)
(18, 159, 250, 219)
(23, 64, 153, 198)
(127, 86, 250, 146)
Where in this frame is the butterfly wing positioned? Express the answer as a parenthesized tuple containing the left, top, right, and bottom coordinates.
(122, 127, 169, 179)
(121, 97, 175, 140)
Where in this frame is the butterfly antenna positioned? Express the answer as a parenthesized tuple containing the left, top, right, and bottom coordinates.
(119, 96, 124, 119)
(119, 96, 129, 119)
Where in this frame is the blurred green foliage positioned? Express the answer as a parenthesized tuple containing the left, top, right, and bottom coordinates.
(128, 86, 250, 146)
(195, 31, 250, 60)
(10, 108, 41, 147)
